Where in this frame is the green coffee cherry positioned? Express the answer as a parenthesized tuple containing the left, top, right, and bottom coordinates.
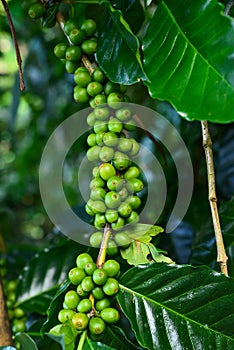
(64, 290, 80, 309)
(84, 262, 97, 275)
(99, 163, 116, 180)
(64, 20, 77, 35)
(103, 132, 119, 147)
(87, 111, 96, 126)
(105, 209, 118, 223)
(107, 92, 124, 109)
(94, 213, 106, 229)
(72, 312, 89, 330)
(93, 120, 108, 134)
(105, 191, 121, 209)
(76, 253, 93, 269)
(89, 231, 103, 248)
(99, 146, 115, 162)
(126, 178, 144, 193)
(65, 60, 78, 74)
(100, 307, 120, 324)
(103, 259, 120, 277)
(124, 166, 140, 180)
(66, 46, 82, 61)
(108, 118, 123, 133)
(73, 87, 89, 103)
(69, 28, 85, 45)
(87, 145, 101, 161)
(12, 319, 26, 333)
(81, 19, 97, 37)
(113, 151, 131, 170)
(107, 240, 118, 256)
(94, 94, 107, 106)
(103, 278, 119, 296)
(95, 297, 111, 311)
(28, 3, 45, 19)
(54, 43, 69, 59)
(58, 309, 76, 323)
(87, 82, 103, 97)
(81, 39, 97, 55)
(126, 210, 139, 224)
(114, 232, 132, 248)
(74, 68, 92, 87)
(126, 195, 141, 209)
(94, 106, 109, 120)
(87, 133, 97, 147)
(92, 68, 106, 83)
(89, 177, 105, 189)
(92, 268, 108, 285)
(77, 284, 89, 297)
(107, 176, 124, 191)
(90, 187, 106, 200)
(68, 267, 86, 285)
(77, 298, 92, 313)
(117, 138, 133, 153)
(104, 82, 120, 95)
(81, 276, 95, 292)
(116, 108, 131, 121)
(92, 286, 105, 300)
(89, 317, 106, 335)
(111, 216, 125, 231)
(118, 202, 132, 217)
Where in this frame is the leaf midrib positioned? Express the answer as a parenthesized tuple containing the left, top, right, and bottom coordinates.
(161, 1, 231, 89)
(119, 284, 234, 342)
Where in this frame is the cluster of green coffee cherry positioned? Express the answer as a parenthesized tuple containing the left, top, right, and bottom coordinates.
(54, 18, 98, 78)
(50, 253, 120, 341)
(0, 259, 26, 338)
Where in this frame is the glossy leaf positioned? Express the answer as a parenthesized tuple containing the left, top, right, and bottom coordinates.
(16, 242, 86, 314)
(83, 337, 116, 350)
(120, 224, 165, 265)
(118, 263, 234, 349)
(96, 3, 145, 84)
(110, 0, 145, 33)
(103, 325, 140, 350)
(191, 197, 234, 276)
(143, 0, 234, 123)
(14, 333, 38, 350)
(41, 280, 71, 332)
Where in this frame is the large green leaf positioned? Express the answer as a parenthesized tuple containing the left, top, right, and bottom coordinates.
(103, 326, 140, 350)
(142, 0, 234, 123)
(191, 197, 234, 276)
(14, 333, 38, 350)
(16, 242, 86, 313)
(117, 263, 234, 349)
(96, 3, 145, 84)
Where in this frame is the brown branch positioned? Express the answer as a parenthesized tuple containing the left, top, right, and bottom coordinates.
(201, 120, 228, 276)
(1, 0, 25, 91)
(0, 275, 13, 346)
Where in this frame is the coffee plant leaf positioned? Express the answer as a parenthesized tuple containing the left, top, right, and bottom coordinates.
(16, 242, 86, 314)
(41, 280, 71, 333)
(142, 0, 234, 123)
(0, 348, 16, 350)
(14, 333, 38, 350)
(148, 243, 174, 264)
(103, 325, 139, 350)
(83, 337, 117, 350)
(96, 3, 145, 84)
(45, 333, 75, 350)
(129, 224, 164, 243)
(120, 241, 151, 265)
(117, 263, 234, 349)
(190, 197, 234, 276)
(109, 0, 145, 33)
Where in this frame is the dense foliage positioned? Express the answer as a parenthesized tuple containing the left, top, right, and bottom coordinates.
(0, 1, 234, 349)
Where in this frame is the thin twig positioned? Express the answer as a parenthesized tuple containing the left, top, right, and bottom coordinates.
(0, 276, 14, 346)
(201, 120, 228, 276)
(1, 0, 25, 91)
